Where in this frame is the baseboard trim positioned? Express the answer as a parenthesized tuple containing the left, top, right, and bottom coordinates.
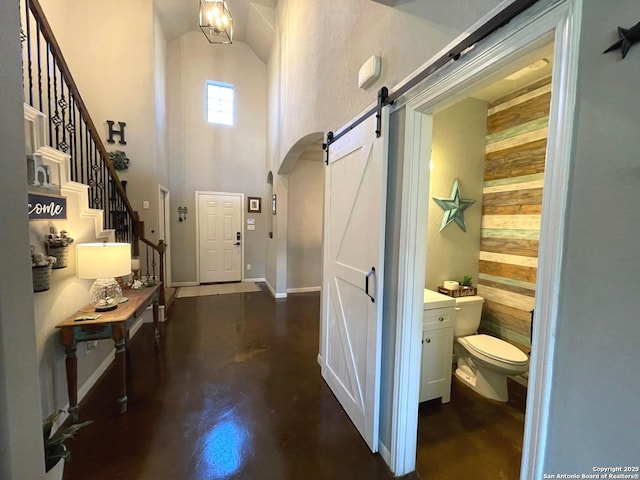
(287, 286, 321, 294)
(265, 279, 287, 299)
(56, 316, 147, 428)
(142, 305, 167, 323)
(79, 350, 115, 402)
(379, 441, 391, 466)
(81, 317, 144, 399)
(171, 281, 199, 287)
(53, 347, 115, 431)
(173, 280, 265, 287)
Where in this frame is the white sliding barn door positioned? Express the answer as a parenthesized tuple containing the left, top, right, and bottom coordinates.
(197, 192, 242, 283)
(320, 112, 389, 452)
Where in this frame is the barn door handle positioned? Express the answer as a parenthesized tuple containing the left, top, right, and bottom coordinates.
(365, 267, 376, 303)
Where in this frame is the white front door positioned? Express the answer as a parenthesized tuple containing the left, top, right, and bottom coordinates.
(197, 192, 242, 283)
(320, 111, 389, 452)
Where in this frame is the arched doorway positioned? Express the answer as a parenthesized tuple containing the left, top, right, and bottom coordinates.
(285, 137, 324, 293)
(265, 133, 324, 297)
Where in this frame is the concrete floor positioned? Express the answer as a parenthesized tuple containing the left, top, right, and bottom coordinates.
(417, 376, 526, 479)
(62, 286, 525, 480)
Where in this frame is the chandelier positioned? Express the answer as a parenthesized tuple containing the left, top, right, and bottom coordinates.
(199, 0, 233, 44)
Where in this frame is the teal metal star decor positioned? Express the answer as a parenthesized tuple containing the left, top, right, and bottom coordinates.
(433, 179, 475, 232)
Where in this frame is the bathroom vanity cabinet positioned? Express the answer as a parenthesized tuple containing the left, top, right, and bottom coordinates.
(420, 290, 455, 403)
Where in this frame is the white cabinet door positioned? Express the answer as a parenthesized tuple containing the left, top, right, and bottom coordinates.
(419, 327, 453, 404)
(320, 112, 389, 452)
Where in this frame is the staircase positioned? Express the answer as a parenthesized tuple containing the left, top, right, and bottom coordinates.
(20, 0, 174, 319)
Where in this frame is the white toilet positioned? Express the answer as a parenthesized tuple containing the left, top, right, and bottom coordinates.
(453, 295, 529, 402)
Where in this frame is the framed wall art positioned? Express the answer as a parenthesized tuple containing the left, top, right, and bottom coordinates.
(248, 196, 261, 213)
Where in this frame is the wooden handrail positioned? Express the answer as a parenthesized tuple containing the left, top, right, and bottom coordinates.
(27, 0, 168, 303)
(27, 0, 136, 220)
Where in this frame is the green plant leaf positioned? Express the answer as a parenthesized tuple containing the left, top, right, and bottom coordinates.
(46, 420, 92, 447)
(43, 412, 92, 472)
(460, 275, 473, 287)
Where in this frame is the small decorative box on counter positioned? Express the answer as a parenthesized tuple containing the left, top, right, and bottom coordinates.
(437, 286, 477, 298)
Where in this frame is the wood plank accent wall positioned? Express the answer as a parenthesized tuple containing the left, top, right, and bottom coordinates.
(479, 76, 552, 347)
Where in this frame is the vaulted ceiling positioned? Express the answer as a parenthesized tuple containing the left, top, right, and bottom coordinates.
(153, 0, 276, 63)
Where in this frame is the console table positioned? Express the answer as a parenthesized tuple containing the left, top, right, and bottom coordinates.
(56, 285, 160, 421)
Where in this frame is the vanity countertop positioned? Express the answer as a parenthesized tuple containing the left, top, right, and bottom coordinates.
(423, 288, 456, 310)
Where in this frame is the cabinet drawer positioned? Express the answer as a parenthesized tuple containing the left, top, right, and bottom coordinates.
(423, 307, 453, 329)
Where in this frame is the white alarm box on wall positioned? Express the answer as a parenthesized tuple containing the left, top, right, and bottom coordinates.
(358, 55, 381, 89)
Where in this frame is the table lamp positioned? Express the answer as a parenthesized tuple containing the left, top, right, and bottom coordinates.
(76, 243, 131, 311)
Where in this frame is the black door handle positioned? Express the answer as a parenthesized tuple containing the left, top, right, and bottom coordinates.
(365, 266, 375, 303)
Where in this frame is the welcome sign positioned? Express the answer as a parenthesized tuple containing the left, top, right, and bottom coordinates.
(28, 192, 67, 220)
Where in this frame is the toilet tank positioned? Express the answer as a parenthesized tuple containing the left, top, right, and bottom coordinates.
(454, 295, 484, 337)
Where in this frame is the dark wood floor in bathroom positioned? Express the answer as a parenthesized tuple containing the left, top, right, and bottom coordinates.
(61, 286, 525, 480)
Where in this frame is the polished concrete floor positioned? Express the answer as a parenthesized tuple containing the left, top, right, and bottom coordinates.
(417, 376, 526, 479)
(63, 286, 525, 480)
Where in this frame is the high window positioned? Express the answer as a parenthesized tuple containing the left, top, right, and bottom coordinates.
(206, 81, 234, 126)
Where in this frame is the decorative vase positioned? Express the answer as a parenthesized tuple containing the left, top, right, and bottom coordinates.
(47, 245, 69, 269)
(32, 264, 52, 292)
(45, 459, 64, 480)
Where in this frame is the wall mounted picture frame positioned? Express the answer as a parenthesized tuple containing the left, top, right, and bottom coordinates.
(272, 194, 277, 215)
(248, 196, 261, 213)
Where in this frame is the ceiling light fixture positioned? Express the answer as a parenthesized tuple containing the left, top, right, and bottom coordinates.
(199, 0, 233, 44)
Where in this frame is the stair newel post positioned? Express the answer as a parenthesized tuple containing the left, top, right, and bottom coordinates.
(132, 214, 142, 258)
(157, 240, 166, 306)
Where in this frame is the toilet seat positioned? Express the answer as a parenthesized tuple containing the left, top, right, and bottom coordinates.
(463, 334, 528, 366)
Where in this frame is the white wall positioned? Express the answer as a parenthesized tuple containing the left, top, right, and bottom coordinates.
(154, 8, 169, 185)
(287, 157, 323, 290)
(267, 0, 503, 175)
(29, 0, 166, 428)
(543, 0, 640, 471)
(167, 32, 267, 283)
(28, 183, 117, 419)
(269, 0, 640, 471)
(425, 98, 487, 290)
(265, 0, 502, 298)
(39, 0, 165, 242)
(0, 2, 46, 477)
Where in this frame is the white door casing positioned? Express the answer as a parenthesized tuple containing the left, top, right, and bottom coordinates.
(386, 1, 580, 477)
(197, 192, 243, 283)
(320, 111, 389, 452)
(159, 185, 171, 287)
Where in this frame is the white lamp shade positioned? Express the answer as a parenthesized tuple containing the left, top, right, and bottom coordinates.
(76, 243, 131, 279)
